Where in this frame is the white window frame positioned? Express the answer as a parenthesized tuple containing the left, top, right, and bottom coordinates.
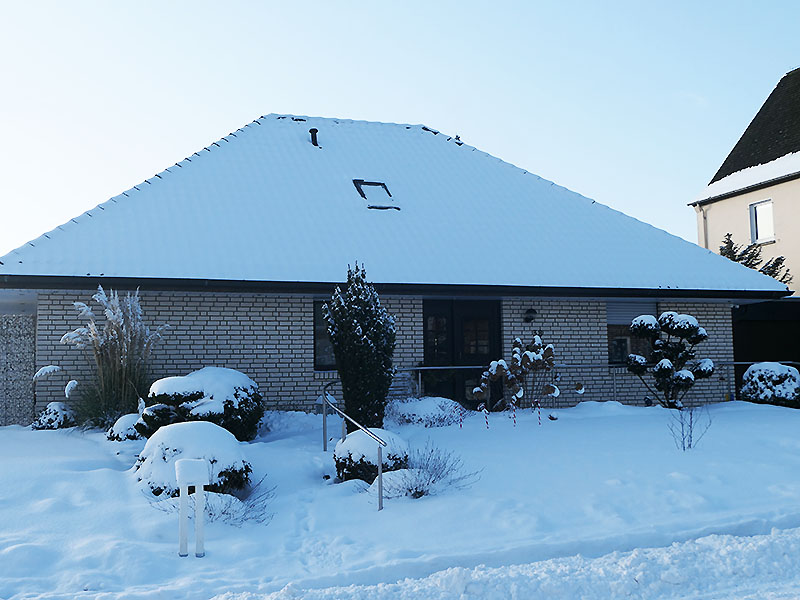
(749, 199, 775, 244)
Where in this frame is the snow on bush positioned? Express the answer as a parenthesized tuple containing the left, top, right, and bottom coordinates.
(369, 440, 479, 500)
(106, 413, 142, 441)
(333, 428, 408, 483)
(135, 421, 252, 497)
(31, 402, 76, 430)
(386, 396, 464, 428)
(135, 367, 264, 441)
(741, 362, 800, 408)
(323, 263, 396, 432)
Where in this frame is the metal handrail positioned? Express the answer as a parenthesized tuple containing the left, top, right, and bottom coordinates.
(320, 380, 387, 511)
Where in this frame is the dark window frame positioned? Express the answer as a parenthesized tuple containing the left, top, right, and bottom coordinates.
(313, 300, 337, 371)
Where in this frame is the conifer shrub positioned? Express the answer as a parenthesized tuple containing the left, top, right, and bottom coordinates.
(333, 428, 408, 482)
(135, 367, 264, 441)
(323, 263, 396, 431)
(740, 362, 800, 408)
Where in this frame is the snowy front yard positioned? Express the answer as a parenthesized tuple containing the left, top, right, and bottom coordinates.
(3, 401, 800, 599)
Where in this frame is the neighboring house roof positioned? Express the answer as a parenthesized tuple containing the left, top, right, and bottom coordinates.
(695, 68, 800, 204)
(0, 115, 788, 297)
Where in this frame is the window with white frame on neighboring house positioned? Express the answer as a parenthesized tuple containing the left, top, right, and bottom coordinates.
(749, 200, 775, 244)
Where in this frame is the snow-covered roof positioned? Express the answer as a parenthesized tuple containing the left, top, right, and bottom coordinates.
(0, 115, 788, 295)
(695, 68, 800, 203)
(694, 151, 800, 203)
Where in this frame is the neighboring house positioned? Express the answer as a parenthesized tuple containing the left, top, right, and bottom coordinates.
(0, 115, 788, 425)
(690, 68, 800, 376)
(691, 67, 800, 285)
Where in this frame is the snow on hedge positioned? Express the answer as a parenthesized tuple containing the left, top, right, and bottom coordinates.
(150, 367, 258, 416)
(741, 362, 800, 406)
(106, 413, 141, 441)
(135, 421, 251, 497)
(31, 402, 75, 430)
(386, 396, 465, 428)
(334, 428, 408, 464)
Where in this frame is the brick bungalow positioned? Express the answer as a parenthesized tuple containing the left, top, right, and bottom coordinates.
(0, 115, 789, 425)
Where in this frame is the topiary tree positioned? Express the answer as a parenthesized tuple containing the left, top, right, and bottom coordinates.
(323, 263, 396, 432)
(625, 312, 715, 410)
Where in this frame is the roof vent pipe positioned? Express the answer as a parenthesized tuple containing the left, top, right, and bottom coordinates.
(309, 128, 319, 147)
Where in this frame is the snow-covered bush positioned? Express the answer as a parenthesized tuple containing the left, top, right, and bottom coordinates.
(740, 362, 800, 408)
(323, 263, 396, 431)
(31, 402, 76, 430)
(106, 413, 142, 441)
(333, 428, 408, 483)
(44, 286, 169, 427)
(625, 311, 715, 410)
(135, 367, 264, 441)
(473, 334, 558, 410)
(135, 421, 252, 497)
(386, 396, 464, 428)
(370, 440, 479, 499)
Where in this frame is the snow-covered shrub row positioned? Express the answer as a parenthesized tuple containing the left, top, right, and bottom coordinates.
(740, 362, 800, 408)
(370, 440, 479, 499)
(135, 367, 264, 441)
(135, 421, 252, 497)
(107, 413, 142, 441)
(333, 428, 408, 482)
(31, 402, 76, 430)
(386, 396, 464, 428)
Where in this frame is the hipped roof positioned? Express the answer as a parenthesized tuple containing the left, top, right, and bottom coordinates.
(0, 115, 788, 297)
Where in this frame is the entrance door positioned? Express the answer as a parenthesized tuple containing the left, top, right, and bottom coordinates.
(422, 299, 501, 407)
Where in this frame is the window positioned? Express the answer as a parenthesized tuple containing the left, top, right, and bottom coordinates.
(606, 301, 656, 365)
(313, 301, 336, 370)
(750, 200, 775, 243)
(352, 179, 400, 211)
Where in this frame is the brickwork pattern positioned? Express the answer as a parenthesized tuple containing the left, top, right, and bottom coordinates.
(34, 290, 423, 414)
(0, 315, 36, 425)
(500, 299, 734, 408)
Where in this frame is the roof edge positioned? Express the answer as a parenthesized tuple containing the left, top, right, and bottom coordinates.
(0, 275, 789, 301)
(689, 169, 800, 207)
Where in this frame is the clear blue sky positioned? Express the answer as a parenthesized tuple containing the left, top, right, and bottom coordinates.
(1, 1, 798, 255)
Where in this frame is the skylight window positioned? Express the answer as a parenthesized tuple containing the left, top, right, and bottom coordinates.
(352, 179, 400, 211)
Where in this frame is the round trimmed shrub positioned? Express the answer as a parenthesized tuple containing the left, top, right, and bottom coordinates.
(333, 428, 408, 483)
(31, 402, 76, 430)
(135, 421, 252, 497)
(107, 413, 142, 441)
(741, 362, 800, 408)
(135, 367, 264, 441)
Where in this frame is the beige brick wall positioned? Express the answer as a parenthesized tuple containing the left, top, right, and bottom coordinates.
(500, 298, 734, 408)
(31, 289, 733, 414)
(34, 290, 423, 414)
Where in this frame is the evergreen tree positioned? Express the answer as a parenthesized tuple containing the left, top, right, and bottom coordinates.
(323, 263, 396, 432)
(719, 233, 792, 285)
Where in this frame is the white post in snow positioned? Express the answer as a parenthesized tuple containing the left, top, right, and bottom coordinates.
(175, 458, 210, 558)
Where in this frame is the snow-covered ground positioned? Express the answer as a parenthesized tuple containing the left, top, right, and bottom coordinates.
(2, 401, 800, 599)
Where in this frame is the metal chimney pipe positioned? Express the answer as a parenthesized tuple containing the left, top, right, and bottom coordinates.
(309, 128, 319, 147)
